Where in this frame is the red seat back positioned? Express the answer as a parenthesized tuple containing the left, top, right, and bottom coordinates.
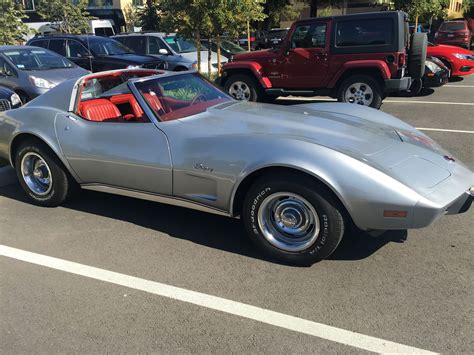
(79, 99, 122, 122)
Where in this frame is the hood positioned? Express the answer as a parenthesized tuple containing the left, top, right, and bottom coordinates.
(232, 49, 279, 61)
(181, 101, 458, 183)
(104, 53, 163, 64)
(27, 67, 89, 85)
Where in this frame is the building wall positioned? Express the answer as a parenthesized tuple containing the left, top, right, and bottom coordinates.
(447, 0, 464, 19)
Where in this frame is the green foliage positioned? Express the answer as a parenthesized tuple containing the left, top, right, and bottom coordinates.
(392, 0, 449, 21)
(37, 0, 93, 34)
(139, 0, 160, 31)
(123, 4, 140, 32)
(463, 0, 474, 17)
(263, 0, 296, 28)
(0, 2, 29, 45)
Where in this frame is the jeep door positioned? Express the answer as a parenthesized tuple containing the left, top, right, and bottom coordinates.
(279, 21, 331, 88)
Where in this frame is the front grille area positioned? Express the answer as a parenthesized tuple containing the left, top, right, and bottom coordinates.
(0, 99, 11, 112)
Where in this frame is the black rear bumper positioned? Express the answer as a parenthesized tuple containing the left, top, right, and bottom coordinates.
(384, 77, 412, 92)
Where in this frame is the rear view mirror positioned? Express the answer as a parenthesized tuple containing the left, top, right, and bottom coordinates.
(158, 48, 169, 55)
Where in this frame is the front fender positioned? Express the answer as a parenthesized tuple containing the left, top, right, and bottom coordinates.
(222, 61, 272, 88)
(328, 60, 392, 88)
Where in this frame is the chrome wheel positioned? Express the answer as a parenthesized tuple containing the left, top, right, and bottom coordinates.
(20, 152, 53, 196)
(344, 82, 374, 106)
(257, 192, 320, 252)
(228, 81, 251, 101)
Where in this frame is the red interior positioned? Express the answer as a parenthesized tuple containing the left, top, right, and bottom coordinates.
(78, 99, 122, 122)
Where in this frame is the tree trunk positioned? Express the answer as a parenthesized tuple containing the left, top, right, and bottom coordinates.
(415, 15, 419, 32)
(247, 20, 251, 51)
(310, 0, 318, 18)
(217, 34, 221, 76)
(208, 37, 212, 78)
(196, 31, 201, 73)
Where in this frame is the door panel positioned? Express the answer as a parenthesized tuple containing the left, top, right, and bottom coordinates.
(280, 22, 330, 88)
(55, 114, 172, 195)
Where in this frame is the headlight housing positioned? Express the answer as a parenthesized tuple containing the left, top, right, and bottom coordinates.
(29, 76, 56, 89)
(10, 93, 22, 106)
(126, 65, 141, 69)
(425, 61, 440, 73)
(453, 53, 472, 60)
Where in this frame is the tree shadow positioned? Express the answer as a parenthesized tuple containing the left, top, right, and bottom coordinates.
(1, 183, 408, 266)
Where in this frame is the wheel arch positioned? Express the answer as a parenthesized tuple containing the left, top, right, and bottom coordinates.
(221, 62, 272, 89)
(332, 68, 386, 93)
(230, 165, 354, 226)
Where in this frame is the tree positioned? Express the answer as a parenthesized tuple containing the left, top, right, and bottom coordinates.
(262, 0, 296, 29)
(37, 0, 92, 34)
(139, 0, 160, 31)
(392, 0, 449, 27)
(0, 1, 29, 45)
(123, 4, 140, 32)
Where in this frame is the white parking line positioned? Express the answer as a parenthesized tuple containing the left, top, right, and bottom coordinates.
(0, 245, 436, 355)
(416, 128, 474, 134)
(444, 85, 474, 88)
(385, 100, 474, 105)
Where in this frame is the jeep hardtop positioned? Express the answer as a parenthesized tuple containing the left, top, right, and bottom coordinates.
(221, 11, 427, 109)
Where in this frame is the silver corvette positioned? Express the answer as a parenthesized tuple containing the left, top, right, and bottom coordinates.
(0, 69, 472, 265)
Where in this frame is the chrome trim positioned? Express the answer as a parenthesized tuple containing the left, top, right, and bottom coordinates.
(81, 184, 231, 217)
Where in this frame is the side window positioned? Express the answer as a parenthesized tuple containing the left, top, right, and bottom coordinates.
(122, 36, 146, 54)
(148, 37, 167, 54)
(29, 39, 49, 49)
(48, 39, 67, 57)
(67, 40, 90, 58)
(291, 23, 327, 49)
(0, 57, 16, 77)
(336, 19, 393, 47)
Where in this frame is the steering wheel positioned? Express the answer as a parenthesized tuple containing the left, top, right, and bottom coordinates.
(190, 93, 206, 106)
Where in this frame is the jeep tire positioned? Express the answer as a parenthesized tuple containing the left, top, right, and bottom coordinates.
(408, 33, 427, 79)
(337, 74, 383, 109)
(224, 74, 263, 102)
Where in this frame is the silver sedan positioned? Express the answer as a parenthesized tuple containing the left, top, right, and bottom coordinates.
(0, 69, 472, 265)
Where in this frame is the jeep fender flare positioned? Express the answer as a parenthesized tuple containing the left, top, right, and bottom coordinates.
(222, 61, 273, 89)
(328, 60, 391, 88)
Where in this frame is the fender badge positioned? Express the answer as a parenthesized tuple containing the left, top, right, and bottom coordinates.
(444, 155, 455, 162)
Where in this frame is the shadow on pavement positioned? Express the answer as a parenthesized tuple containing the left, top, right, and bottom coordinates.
(448, 76, 464, 83)
(1, 183, 407, 265)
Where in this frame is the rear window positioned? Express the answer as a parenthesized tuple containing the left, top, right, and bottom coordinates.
(336, 19, 393, 47)
(439, 22, 466, 31)
(29, 39, 48, 49)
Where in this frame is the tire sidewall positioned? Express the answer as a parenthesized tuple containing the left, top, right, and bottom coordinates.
(224, 74, 260, 102)
(15, 142, 69, 206)
(337, 75, 383, 109)
(243, 179, 343, 265)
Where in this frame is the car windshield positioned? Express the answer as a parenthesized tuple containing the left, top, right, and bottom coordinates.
(221, 40, 245, 53)
(135, 73, 231, 121)
(439, 22, 466, 31)
(88, 37, 133, 55)
(164, 37, 198, 53)
(2, 48, 74, 70)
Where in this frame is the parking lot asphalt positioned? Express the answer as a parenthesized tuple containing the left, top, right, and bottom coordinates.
(1, 75, 473, 353)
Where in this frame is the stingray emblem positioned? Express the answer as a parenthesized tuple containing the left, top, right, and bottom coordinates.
(194, 163, 214, 173)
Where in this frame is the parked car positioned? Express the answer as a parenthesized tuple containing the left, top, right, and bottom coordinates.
(113, 32, 198, 71)
(266, 28, 290, 48)
(238, 30, 268, 50)
(1, 69, 473, 265)
(435, 20, 472, 49)
(0, 46, 89, 102)
(0, 86, 22, 111)
(37, 19, 116, 37)
(427, 42, 474, 76)
(221, 11, 424, 109)
(26, 35, 164, 73)
(160, 34, 228, 73)
(406, 56, 449, 96)
(200, 39, 246, 59)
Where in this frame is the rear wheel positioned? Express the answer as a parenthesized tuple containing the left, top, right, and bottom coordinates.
(337, 75, 383, 109)
(15, 140, 76, 207)
(242, 174, 345, 266)
(224, 74, 263, 102)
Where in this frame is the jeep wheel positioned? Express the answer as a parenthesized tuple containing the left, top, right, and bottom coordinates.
(242, 174, 345, 266)
(337, 75, 383, 109)
(408, 33, 427, 79)
(224, 74, 262, 102)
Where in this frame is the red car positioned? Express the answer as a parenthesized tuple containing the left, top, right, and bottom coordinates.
(434, 20, 472, 49)
(427, 42, 474, 76)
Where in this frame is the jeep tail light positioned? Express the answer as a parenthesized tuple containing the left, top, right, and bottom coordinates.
(398, 53, 406, 66)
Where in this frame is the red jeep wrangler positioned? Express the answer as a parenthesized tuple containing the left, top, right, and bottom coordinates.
(221, 11, 426, 109)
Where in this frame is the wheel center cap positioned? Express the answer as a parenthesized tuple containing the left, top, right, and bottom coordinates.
(33, 168, 43, 179)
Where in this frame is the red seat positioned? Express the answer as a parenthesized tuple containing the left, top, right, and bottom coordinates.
(79, 99, 122, 122)
(143, 92, 166, 115)
(109, 94, 144, 120)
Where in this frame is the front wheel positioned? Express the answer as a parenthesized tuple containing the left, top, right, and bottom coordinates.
(337, 75, 383, 109)
(15, 140, 76, 207)
(242, 175, 345, 266)
(224, 74, 263, 102)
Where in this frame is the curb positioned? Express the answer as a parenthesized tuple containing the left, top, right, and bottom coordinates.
(0, 166, 17, 187)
